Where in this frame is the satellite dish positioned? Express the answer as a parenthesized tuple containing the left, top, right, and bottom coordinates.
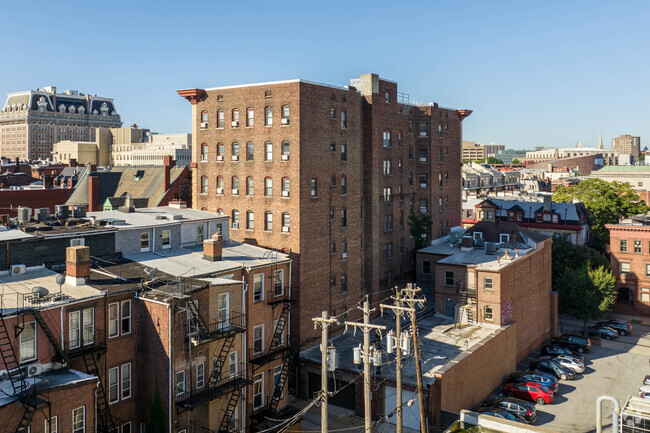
(145, 268, 157, 278)
(56, 274, 65, 285)
(32, 286, 49, 298)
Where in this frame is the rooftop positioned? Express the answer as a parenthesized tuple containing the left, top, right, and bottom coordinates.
(594, 165, 650, 173)
(0, 368, 97, 407)
(88, 206, 229, 229)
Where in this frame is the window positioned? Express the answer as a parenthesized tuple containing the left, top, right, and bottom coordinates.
(419, 175, 427, 188)
(419, 123, 427, 137)
(253, 373, 264, 409)
(341, 274, 347, 292)
(341, 142, 347, 161)
(419, 149, 427, 162)
(231, 176, 240, 195)
(485, 306, 493, 321)
(647, 264, 650, 277)
(265, 177, 273, 196)
(341, 208, 347, 227)
(444, 270, 454, 287)
(196, 363, 205, 388)
(246, 177, 254, 196)
(72, 407, 85, 433)
(422, 261, 431, 275)
(109, 303, 118, 338)
(274, 269, 284, 297)
(274, 364, 283, 392)
(201, 143, 208, 161)
(140, 232, 150, 252)
(265, 107, 273, 126)
(217, 110, 224, 128)
(232, 210, 239, 228)
(246, 108, 254, 127)
(384, 215, 393, 231)
(265, 142, 273, 160)
(175, 370, 185, 396)
(229, 352, 238, 377)
(385, 92, 390, 103)
(330, 108, 336, 119)
(161, 230, 171, 249)
(282, 178, 290, 197)
(45, 416, 58, 433)
(281, 105, 290, 124)
(383, 159, 392, 175)
(232, 109, 240, 126)
(621, 262, 631, 274)
(201, 111, 208, 126)
(122, 423, 131, 433)
(20, 321, 36, 362)
(122, 363, 131, 399)
(383, 131, 391, 147)
(201, 176, 208, 194)
(109, 367, 119, 403)
(265, 212, 273, 231)
(281, 141, 290, 159)
(254, 274, 264, 302)
(419, 200, 428, 214)
(216, 293, 229, 327)
(282, 213, 290, 232)
(383, 187, 392, 202)
(311, 178, 318, 197)
(340, 110, 347, 129)
(70, 238, 85, 247)
(246, 142, 255, 161)
(330, 141, 336, 152)
(408, 148, 413, 160)
(82, 308, 94, 346)
(253, 325, 264, 354)
(484, 277, 493, 290)
(384, 242, 393, 259)
(621, 240, 628, 253)
(69, 311, 81, 349)
(341, 176, 347, 195)
(217, 142, 225, 160)
(231, 142, 240, 160)
(246, 211, 255, 230)
(500, 234, 510, 243)
(635, 241, 642, 253)
(121, 300, 131, 335)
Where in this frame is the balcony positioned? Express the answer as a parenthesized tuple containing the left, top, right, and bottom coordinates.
(266, 290, 294, 306)
(186, 313, 245, 346)
(64, 329, 107, 358)
(175, 369, 250, 409)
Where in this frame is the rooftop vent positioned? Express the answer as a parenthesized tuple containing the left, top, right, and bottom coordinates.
(485, 242, 497, 255)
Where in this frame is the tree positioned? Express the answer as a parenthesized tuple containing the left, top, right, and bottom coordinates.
(640, 154, 646, 163)
(551, 236, 609, 287)
(147, 377, 167, 433)
(554, 178, 649, 250)
(408, 211, 433, 252)
(556, 264, 616, 334)
(486, 156, 504, 165)
(512, 159, 522, 165)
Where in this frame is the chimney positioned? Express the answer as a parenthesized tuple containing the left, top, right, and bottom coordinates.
(163, 156, 175, 191)
(461, 236, 474, 252)
(89, 164, 97, 172)
(88, 175, 99, 212)
(14, 157, 19, 172)
(203, 232, 223, 261)
(543, 194, 552, 212)
(66, 246, 90, 286)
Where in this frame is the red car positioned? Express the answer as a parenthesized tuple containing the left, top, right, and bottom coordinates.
(502, 381, 554, 405)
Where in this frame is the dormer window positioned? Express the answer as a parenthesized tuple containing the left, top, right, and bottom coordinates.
(473, 232, 483, 240)
(500, 234, 510, 243)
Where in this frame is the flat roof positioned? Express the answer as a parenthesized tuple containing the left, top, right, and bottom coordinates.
(88, 207, 229, 229)
(0, 368, 97, 406)
(201, 79, 351, 92)
(300, 311, 500, 386)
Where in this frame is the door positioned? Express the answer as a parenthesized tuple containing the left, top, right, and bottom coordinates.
(445, 299, 455, 317)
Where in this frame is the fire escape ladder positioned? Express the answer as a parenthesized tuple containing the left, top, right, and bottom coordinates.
(82, 352, 115, 433)
(0, 314, 27, 394)
(267, 303, 289, 355)
(268, 357, 290, 413)
(15, 400, 37, 433)
(208, 334, 236, 385)
(32, 310, 66, 363)
(217, 384, 242, 433)
(187, 300, 206, 332)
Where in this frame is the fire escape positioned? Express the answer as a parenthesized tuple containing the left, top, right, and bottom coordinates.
(454, 280, 477, 328)
(176, 300, 248, 433)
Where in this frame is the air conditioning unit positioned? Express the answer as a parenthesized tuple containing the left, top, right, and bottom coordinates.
(11, 265, 26, 276)
(200, 122, 208, 129)
(216, 188, 224, 194)
(232, 121, 239, 127)
(281, 191, 290, 197)
(281, 226, 290, 233)
(231, 155, 239, 161)
(25, 363, 42, 377)
(341, 252, 347, 259)
(281, 154, 290, 161)
(281, 118, 290, 125)
(231, 189, 239, 195)
(217, 155, 224, 161)
(232, 223, 239, 228)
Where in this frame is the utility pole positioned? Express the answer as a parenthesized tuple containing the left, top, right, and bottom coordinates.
(401, 284, 427, 433)
(312, 311, 338, 433)
(345, 296, 386, 433)
(380, 289, 415, 433)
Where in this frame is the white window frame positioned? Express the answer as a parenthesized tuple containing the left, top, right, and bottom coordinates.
(229, 351, 238, 378)
(253, 324, 265, 355)
(274, 364, 283, 389)
(82, 307, 94, 346)
(161, 230, 171, 249)
(175, 370, 185, 396)
(500, 234, 510, 243)
(20, 321, 37, 363)
(273, 269, 285, 297)
(72, 406, 85, 433)
(484, 277, 493, 291)
(196, 363, 205, 388)
(121, 423, 131, 433)
(121, 300, 131, 335)
(140, 232, 150, 252)
(253, 274, 264, 302)
(45, 416, 58, 433)
(121, 363, 131, 400)
(69, 311, 81, 349)
(253, 372, 264, 410)
(485, 306, 493, 321)
(70, 238, 84, 247)
(621, 262, 631, 274)
(265, 142, 273, 161)
(217, 293, 230, 326)
(109, 366, 119, 404)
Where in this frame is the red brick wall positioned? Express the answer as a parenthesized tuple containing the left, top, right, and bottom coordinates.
(0, 188, 72, 217)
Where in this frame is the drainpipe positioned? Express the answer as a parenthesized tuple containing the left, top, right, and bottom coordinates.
(596, 395, 620, 433)
(168, 303, 173, 433)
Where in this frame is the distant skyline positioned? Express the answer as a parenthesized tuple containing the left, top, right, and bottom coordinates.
(1, 0, 649, 150)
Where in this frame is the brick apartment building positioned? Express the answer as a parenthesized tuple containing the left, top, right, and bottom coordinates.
(612, 134, 641, 161)
(178, 73, 470, 342)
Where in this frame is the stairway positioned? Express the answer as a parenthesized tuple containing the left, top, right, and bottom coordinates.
(83, 353, 115, 433)
(208, 334, 236, 384)
(268, 357, 290, 413)
(0, 315, 26, 394)
(187, 300, 206, 333)
(217, 385, 241, 433)
(32, 311, 66, 363)
(267, 303, 290, 354)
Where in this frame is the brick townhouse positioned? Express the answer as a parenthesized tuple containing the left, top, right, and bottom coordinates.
(178, 73, 471, 343)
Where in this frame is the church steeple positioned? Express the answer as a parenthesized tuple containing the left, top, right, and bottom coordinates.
(599, 130, 604, 149)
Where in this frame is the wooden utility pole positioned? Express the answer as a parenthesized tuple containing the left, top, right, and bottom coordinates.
(345, 296, 386, 433)
(380, 289, 415, 433)
(401, 284, 427, 433)
(312, 311, 338, 433)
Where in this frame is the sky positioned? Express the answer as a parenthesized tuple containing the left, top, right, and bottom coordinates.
(1, 0, 649, 150)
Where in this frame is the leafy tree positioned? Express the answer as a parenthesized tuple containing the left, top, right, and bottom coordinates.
(408, 211, 433, 252)
(511, 159, 522, 165)
(556, 264, 616, 334)
(640, 154, 646, 163)
(551, 236, 609, 287)
(486, 156, 504, 164)
(147, 377, 167, 433)
(554, 178, 649, 250)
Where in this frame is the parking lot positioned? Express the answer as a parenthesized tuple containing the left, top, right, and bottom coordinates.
(486, 317, 650, 432)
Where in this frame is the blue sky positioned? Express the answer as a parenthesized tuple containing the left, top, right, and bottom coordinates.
(1, 0, 648, 150)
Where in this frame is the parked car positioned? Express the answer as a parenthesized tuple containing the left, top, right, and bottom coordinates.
(502, 381, 555, 405)
(553, 334, 592, 353)
(473, 406, 524, 422)
(540, 344, 585, 362)
(588, 325, 618, 340)
(481, 397, 538, 423)
(644, 375, 650, 386)
(553, 355, 585, 374)
(506, 371, 559, 393)
(595, 320, 631, 336)
(529, 357, 576, 380)
(640, 386, 650, 399)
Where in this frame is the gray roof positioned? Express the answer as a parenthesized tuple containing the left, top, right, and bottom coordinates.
(0, 368, 97, 407)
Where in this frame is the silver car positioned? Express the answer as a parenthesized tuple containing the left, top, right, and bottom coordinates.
(554, 355, 585, 374)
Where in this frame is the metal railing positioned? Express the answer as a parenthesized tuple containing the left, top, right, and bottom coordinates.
(64, 328, 107, 356)
(175, 366, 250, 409)
(188, 313, 245, 345)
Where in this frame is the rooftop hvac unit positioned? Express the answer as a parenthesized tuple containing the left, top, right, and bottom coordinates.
(474, 237, 485, 249)
(25, 363, 42, 377)
(34, 208, 49, 221)
(11, 264, 26, 276)
(485, 242, 498, 255)
(55, 205, 69, 219)
(72, 206, 86, 218)
(16, 207, 30, 223)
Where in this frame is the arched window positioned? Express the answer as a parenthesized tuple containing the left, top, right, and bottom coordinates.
(231, 142, 240, 161)
(232, 210, 240, 228)
(281, 141, 290, 160)
(265, 107, 273, 126)
(201, 111, 208, 123)
(246, 177, 254, 196)
(281, 213, 290, 232)
(231, 176, 239, 195)
(281, 105, 290, 125)
(246, 142, 255, 161)
(265, 142, 273, 161)
(232, 109, 240, 127)
(217, 208, 224, 215)
(282, 177, 290, 197)
(217, 143, 224, 160)
(217, 110, 224, 128)
(246, 108, 254, 127)
(216, 176, 224, 194)
(340, 110, 347, 130)
(200, 176, 208, 194)
(201, 143, 208, 161)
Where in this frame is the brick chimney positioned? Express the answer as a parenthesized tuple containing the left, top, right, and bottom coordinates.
(88, 174, 99, 212)
(66, 246, 90, 286)
(203, 233, 223, 261)
(14, 157, 19, 172)
(163, 156, 175, 191)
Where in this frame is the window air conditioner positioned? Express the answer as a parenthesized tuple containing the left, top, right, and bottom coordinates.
(200, 122, 208, 129)
(281, 191, 290, 197)
(341, 252, 347, 259)
(232, 121, 239, 127)
(216, 188, 223, 194)
(281, 118, 290, 125)
(233, 223, 239, 228)
(231, 155, 239, 161)
(281, 226, 290, 233)
(232, 189, 239, 195)
(217, 155, 224, 161)
(25, 363, 42, 377)
(11, 265, 26, 276)
(281, 154, 290, 161)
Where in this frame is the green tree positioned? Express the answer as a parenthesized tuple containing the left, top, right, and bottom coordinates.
(556, 264, 616, 334)
(147, 377, 167, 433)
(511, 159, 522, 165)
(408, 211, 433, 252)
(554, 178, 649, 250)
(640, 154, 646, 163)
(486, 156, 504, 164)
(551, 236, 609, 287)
